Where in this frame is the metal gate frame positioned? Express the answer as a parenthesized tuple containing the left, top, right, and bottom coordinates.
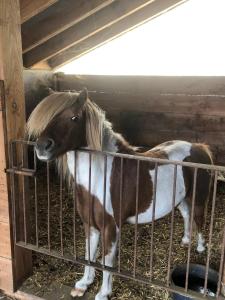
(6, 139, 225, 300)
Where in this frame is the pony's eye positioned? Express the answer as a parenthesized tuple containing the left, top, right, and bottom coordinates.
(71, 115, 79, 121)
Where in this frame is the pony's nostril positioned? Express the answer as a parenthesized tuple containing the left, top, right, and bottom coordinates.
(45, 139, 55, 151)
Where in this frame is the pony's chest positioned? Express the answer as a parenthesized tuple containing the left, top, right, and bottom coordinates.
(67, 151, 114, 216)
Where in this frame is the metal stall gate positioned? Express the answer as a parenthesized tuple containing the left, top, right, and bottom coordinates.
(7, 140, 225, 299)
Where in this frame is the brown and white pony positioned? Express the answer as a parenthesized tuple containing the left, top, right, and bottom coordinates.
(27, 88, 213, 300)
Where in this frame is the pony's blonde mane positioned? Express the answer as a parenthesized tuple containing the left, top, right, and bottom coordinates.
(27, 91, 106, 185)
(26, 91, 106, 151)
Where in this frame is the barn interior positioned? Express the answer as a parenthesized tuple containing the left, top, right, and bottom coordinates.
(0, 1, 225, 300)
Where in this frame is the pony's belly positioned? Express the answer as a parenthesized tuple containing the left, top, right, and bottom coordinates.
(127, 201, 175, 224)
(127, 164, 186, 224)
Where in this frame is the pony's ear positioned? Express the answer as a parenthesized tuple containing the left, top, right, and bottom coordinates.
(76, 88, 88, 110)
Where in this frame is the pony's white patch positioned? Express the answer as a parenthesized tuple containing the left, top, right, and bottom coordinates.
(96, 229, 119, 300)
(197, 233, 205, 253)
(36, 153, 49, 161)
(127, 141, 191, 224)
(67, 124, 118, 217)
(75, 227, 100, 291)
(178, 200, 190, 245)
(67, 151, 114, 217)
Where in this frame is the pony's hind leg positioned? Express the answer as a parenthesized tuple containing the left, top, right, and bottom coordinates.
(95, 225, 118, 300)
(71, 226, 100, 298)
(178, 200, 190, 245)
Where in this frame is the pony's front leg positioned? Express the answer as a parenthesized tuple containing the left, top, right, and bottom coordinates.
(178, 200, 190, 245)
(71, 226, 100, 298)
(95, 226, 118, 300)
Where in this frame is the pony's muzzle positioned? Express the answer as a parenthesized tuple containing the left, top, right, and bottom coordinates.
(35, 138, 55, 160)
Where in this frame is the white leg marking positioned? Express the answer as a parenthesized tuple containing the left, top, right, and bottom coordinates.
(95, 232, 118, 300)
(178, 200, 190, 245)
(71, 228, 100, 298)
(197, 233, 205, 253)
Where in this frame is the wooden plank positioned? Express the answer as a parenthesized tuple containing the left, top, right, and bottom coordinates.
(57, 74, 225, 96)
(0, 0, 32, 292)
(0, 257, 13, 292)
(89, 93, 225, 117)
(0, 109, 9, 223)
(20, 0, 58, 23)
(23, 0, 186, 67)
(108, 111, 225, 134)
(22, 0, 114, 53)
(0, 221, 12, 258)
(49, 0, 187, 68)
(55, 74, 225, 165)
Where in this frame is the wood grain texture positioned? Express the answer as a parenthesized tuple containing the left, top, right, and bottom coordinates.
(20, 0, 58, 23)
(57, 74, 225, 96)
(0, 110, 9, 223)
(22, 0, 114, 53)
(0, 0, 32, 292)
(23, 0, 159, 67)
(0, 257, 13, 292)
(56, 74, 225, 165)
(0, 221, 12, 258)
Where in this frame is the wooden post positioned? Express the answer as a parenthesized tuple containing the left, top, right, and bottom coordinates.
(0, 0, 32, 293)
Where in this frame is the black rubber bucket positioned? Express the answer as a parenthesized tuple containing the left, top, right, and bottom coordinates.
(171, 264, 218, 300)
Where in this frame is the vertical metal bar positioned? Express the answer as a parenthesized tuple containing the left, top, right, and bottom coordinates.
(133, 160, 140, 277)
(34, 177, 38, 247)
(21, 142, 27, 244)
(34, 148, 39, 247)
(216, 225, 225, 298)
(150, 162, 158, 281)
(73, 151, 77, 258)
(47, 161, 51, 251)
(10, 141, 17, 243)
(166, 165, 177, 286)
(88, 152, 92, 264)
(185, 168, 198, 292)
(203, 170, 218, 296)
(60, 162, 64, 255)
(102, 154, 107, 267)
(118, 157, 124, 273)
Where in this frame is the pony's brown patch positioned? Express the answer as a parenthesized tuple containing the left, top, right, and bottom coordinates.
(76, 184, 117, 255)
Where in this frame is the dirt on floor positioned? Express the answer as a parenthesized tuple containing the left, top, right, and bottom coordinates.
(18, 165, 225, 300)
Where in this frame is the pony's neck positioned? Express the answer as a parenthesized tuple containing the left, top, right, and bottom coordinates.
(101, 121, 135, 154)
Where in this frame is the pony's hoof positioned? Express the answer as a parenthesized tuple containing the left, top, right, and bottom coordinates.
(197, 245, 205, 253)
(71, 288, 85, 298)
(181, 236, 190, 246)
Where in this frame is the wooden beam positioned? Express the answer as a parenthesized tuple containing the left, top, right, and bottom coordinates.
(20, 0, 58, 23)
(56, 74, 225, 96)
(0, 0, 32, 292)
(22, 0, 115, 53)
(48, 0, 187, 69)
(23, 0, 161, 67)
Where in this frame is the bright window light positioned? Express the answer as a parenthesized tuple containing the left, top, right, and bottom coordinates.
(57, 0, 225, 76)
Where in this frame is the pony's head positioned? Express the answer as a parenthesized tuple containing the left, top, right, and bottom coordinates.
(27, 88, 105, 161)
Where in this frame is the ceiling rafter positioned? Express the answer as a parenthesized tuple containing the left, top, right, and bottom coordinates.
(20, 0, 58, 23)
(48, 0, 187, 69)
(20, 0, 188, 69)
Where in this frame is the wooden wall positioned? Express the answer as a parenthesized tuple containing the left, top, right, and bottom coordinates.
(56, 74, 225, 166)
(0, 0, 32, 293)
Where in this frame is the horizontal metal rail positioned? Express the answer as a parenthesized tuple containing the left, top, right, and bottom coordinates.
(16, 241, 224, 300)
(9, 139, 225, 300)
